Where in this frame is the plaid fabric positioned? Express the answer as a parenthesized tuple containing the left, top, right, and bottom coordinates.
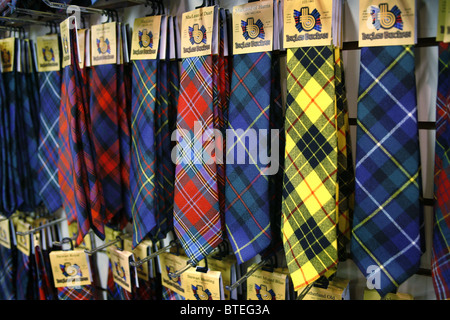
(117, 64, 132, 225)
(173, 55, 223, 265)
(106, 260, 121, 300)
(58, 69, 77, 224)
(215, 8, 228, 231)
(225, 52, 274, 264)
(432, 42, 450, 300)
(135, 278, 157, 300)
(57, 285, 96, 300)
(162, 286, 185, 300)
(350, 45, 423, 297)
(2, 71, 22, 216)
(16, 250, 31, 300)
(282, 46, 338, 291)
(262, 51, 285, 260)
(35, 244, 54, 300)
(130, 59, 158, 248)
(16, 70, 37, 211)
(154, 52, 171, 240)
(60, 29, 106, 244)
(334, 48, 355, 261)
(89, 64, 125, 225)
(38, 71, 62, 214)
(0, 223, 16, 300)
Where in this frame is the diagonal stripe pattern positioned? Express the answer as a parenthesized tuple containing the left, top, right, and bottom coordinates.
(350, 45, 423, 297)
(432, 42, 450, 300)
(225, 52, 274, 264)
(38, 71, 62, 214)
(173, 54, 223, 265)
(59, 28, 106, 244)
(282, 46, 338, 290)
(334, 48, 355, 261)
(89, 64, 127, 227)
(130, 59, 158, 248)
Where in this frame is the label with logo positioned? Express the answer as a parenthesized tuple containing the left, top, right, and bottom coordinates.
(91, 22, 117, 66)
(159, 252, 189, 296)
(126, 238, 153, 281)
(0, 37, 15, 73)
(181, 6, 216, 58)
(36, 34, 60, 72)
(0, 216, 11, 249)
(130, 16, 161, 60)
(49, 249, 92, 288)
(232, 0, 273, 55)
(246, 264, 289, 300)
(359, 0, 416, 47)
(303, 277, 350, 300)
(208, 255, 237, 300)
(60, 18, 72, 68)
(283, 0, 333, 48)
(109, 246, 134, 293)
(16, 220, 31, 256)
(183, 269, 223, 300)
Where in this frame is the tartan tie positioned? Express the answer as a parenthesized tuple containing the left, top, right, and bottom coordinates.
(0, 221, 16, 300)
(57, 282, 96, 300)
(2, 71, 22, 216)
(162, 286, 185, 300)
(432, 42, 450, 300)
(35, 244, 54, 300)
(16, 250, 31, 300)
(130, 59, 158, 248)
(154, 51, 178, 240)
(334, 48, 355, 261)
(262, 52, 284, 260)
(282, 46, 338, 290)
(38, 71, 62, 214)
(89, 64, 126, 227)
(225, 52, 274, 264)
(173, 55, 223, 265)
(117, 64, 133, 225)
(351, 45, 423, 297)
(59, 29, 106, 244)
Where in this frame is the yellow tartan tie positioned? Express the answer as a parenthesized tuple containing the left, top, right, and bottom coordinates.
(282, 45, 338, 290)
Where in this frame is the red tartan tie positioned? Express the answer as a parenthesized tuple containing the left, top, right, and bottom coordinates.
(59, 28, 106, 244)
(89, 63, 128, 227)
(173, 11, 228, 265)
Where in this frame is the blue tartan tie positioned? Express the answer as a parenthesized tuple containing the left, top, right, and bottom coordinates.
(130, 59, 158, 248)
(351, 45, 423, 297)
(38, 71, 62, 214)
(2, 71, 22, 216)
(225, 52, 276, 264)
